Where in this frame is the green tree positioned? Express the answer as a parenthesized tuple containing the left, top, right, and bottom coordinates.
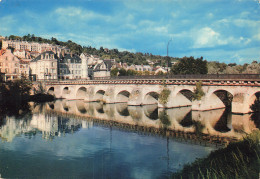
(126, 69, 137, 76)
(111, 68, 119, 76)
(171, 56, 208, 74)
(118, 68, 127, 76)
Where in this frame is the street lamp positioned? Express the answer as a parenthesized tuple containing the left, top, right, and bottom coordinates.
(166, 38, 172, 75)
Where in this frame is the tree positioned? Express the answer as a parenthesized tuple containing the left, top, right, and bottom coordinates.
(171, 56, 208, 74)
(118, 68, 127, 76)
(111, 68, 119, 76)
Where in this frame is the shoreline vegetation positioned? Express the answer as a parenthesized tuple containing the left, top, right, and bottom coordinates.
(172, 129, 260, 179)
(0, 76, 54, 116)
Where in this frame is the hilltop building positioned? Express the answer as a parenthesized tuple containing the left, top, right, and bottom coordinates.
(2, 40, 70, 54)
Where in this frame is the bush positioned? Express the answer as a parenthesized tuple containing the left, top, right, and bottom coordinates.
(159, 88, 171, 105)
(193, 81, 205, 101)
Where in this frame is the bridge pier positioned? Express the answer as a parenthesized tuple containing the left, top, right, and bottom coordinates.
(128, 89, 143, 106)
(158, 89, 192, 108)
(191, 93, 225, 111)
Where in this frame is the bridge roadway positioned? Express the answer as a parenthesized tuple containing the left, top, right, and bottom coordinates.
(43, 74, 260, 114)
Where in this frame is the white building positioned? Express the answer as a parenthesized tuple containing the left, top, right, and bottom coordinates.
(30, 51, 58, 80)
(2, 40, 70, 54)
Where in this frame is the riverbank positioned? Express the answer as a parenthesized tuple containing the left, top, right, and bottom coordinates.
(0, 78, 55, 116)
(172, 129, 260, 178)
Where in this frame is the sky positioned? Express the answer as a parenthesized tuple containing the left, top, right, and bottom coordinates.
(0, 0, 259, 64)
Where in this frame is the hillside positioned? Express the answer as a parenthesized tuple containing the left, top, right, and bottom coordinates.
(4, 34, 179, 67)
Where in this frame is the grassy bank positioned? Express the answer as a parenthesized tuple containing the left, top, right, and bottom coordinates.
(173, 130, 260, 179)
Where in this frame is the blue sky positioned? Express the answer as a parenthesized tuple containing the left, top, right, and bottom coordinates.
(0, 0, 259, 64)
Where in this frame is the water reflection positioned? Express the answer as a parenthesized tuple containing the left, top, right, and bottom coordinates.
(0, 111, 92, 142)
(0, 100, 258, 178)
(30, 100, 259, 140)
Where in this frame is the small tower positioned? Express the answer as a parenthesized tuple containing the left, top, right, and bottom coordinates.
(80, 53, 89, 79)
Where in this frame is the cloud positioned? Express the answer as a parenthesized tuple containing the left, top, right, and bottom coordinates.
(54, 6, 112, 24)
(193, 27, 227, 48)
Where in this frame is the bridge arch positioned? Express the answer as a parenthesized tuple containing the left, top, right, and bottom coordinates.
(94, 90, 106, 102)
(62, 87, 71, 96)
(168, 88, 193, 108)
(76, 87, 87, 100)
(95, 102, 105, 113)
(178, 89, 194, 102)
(48, 102, 55, 110)
(116, 103, 129, 116)
(47, 87, 55, 95)
(213, 111, 232, 133)
(248, 91, 260, 111)
(211, 89, 233, 108)
(143, 105, 158, 120)
(143, 91, 159, 105)
(128, 106, 142, 121)
(116, 90, 131, 103)
(76, 100, 87, 114)
(62, 100, 69, 112)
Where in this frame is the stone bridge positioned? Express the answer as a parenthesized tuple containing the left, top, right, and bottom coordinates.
(43, 74, 260, 114)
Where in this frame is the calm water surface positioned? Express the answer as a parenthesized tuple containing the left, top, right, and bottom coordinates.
(0, 100, 258, 178)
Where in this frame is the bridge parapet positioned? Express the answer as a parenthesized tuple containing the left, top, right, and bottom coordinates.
(44, 77, 260, 87)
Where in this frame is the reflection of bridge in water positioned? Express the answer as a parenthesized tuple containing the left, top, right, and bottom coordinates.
(40, 100, 257, 140)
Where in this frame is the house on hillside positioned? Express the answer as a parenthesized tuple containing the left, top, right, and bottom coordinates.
(92, 60, 112, 79)
(59, 53, 87, 80)
(0, 49, 20, 81)
(30, 51, 59, 80)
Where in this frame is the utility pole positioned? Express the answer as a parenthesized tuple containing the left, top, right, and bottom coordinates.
(166, 38, 172, 75)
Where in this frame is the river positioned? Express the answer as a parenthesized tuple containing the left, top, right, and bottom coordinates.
(0, 100, 258, 178)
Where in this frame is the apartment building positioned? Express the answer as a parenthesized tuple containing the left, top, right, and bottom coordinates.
(2, 40, 70, 54)
(0, 49, 20, 80)
(30, 51, 59, 80)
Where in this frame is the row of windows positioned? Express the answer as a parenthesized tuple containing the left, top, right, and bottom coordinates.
(135, 68, 152, 71)
(0, 68, 19, 73)
(60, 69, 81, 75)
(60, 64, 81, 68)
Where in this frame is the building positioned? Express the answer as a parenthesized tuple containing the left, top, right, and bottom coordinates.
(0, 49, 20, 80)
(30, 51, 59, 80)
(92, 60, 111, 79)
(154, 66, 167, 74)
(59, 53, 87, 80)
(2, 40, 70, 54)
(19, 59, 30, 77)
